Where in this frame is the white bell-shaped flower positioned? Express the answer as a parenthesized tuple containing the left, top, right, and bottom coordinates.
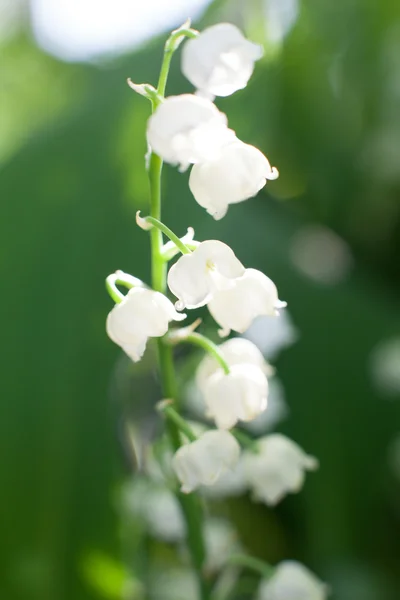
(172, 430, 240, 493)
(146, 94, 235, 171)
(208, 268, 286, 336)
(202, 364, 268, 430)
(243, 434, 318, 505)
(197, 337, 272, 390)
(167, 240, 245, 310)
(181, 23, 263, 97)
(106, 287, 186, 362)
(189, 140, 279, 219)
(257, 561, 328, 600)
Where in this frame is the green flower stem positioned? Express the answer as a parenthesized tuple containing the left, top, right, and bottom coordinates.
(146, 27, 209, 600)
(157, 24, 198, 98)
(140, 215, 191, 255)
(159, 403, 197, 442)
(170, 332, 231, 375)
(105, 271, 144, 304)
(231, 428, 259, 453)
(228, 554, 275, 579)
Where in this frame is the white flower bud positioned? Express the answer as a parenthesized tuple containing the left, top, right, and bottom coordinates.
(189, 140, 279, 219)
(106, 287, 186, 362)
(172, 430, 240, 493)
(257, 561, 328, 600)
(146, 94, 235, 171)
(203, 364, 268, 430)
(208, 268, 286, 336)
(243, 434, 318, 506)
(197, 337, 272, 390)
(181, 23, 263, 97)
(167, 240, 245, 310)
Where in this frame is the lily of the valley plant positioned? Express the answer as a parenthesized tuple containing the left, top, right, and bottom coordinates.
(106, 20, 326, 600)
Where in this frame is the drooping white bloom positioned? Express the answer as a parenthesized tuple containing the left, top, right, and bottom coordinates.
(189, 140, 279, 219)
(146, 94, 235, 171)
(203, 518, 239, 573)
(243, 434, 318, 505)
(172, 430, 240, 493)
(202, 364, 268, 430)
(208, 268, 286, 336)
(257, 561, 328, 600)
(197, 337, 272, 390)
(181, 23, 263, 97)
(106, 287, 185, 362)
(167, 240, 245, 310)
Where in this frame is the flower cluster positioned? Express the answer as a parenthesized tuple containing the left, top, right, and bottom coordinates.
(148, 22, 278, 218)
(105, 20, 325, 600)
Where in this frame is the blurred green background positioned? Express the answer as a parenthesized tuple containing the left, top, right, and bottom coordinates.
(1, 0, 400, 598)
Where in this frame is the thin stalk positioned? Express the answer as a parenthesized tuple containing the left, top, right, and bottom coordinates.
(146, 27, 209, 600)
(168, 331, 230, 375)
(231, 428, 259, 453)
(228, 554, 274, 579)
(140, 215, 191, 255)
(160, 404, 197, 442)
(105, 271, 145, 303)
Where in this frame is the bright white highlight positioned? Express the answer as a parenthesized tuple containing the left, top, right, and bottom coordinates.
(208, 268, 286, 336)
(181, 23, 263, 97)
(189, 140, 279, 219)
(30, 0, 212, 62)
(167, 240, 245, 310)
(147, 95, 236, 171)
(106, 287, 185, 362)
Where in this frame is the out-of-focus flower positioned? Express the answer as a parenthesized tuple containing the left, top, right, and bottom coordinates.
(290, 225, 353, 285)
(243, 309, 298, 361)
(172, 430, 240, 493)
(144, 487, 185, 542)
(208, 268, 286, 336)
(202, 364, 268, 429)
(181, 23, 263, 97)
(148, 567, 198, 600)
(119, 479, 185, 542)
(257, 561, 328, 600)
(369, 336, 400, 398)
(242, 377, 288, 435)
(201, 456, 248, 498)
(146, 94, 235, 170)
(167, 240, 244, 310)
(197, 337, 272, 389)
(243, 434, 318, 505)
(106, 287, 185, 361)
(203, 518, 239, 573)
(189, 140, 278, 219)
(387, 434, 400, 481)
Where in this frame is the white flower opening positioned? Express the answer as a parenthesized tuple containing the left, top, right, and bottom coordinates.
(189, 140, 279, 219)
(208, 268, 287, 336)
(197, 337, 273, 390)
(106, 287, 186, 362)
(202, 364, 269, 430)
(257, 561, 328, 600)
(146, 94, 236, 171)
(181, 23, 263, 97)
(243, 434, 318, 506)
(172, 430, 240, 493)
(167, 240, 245, 310)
